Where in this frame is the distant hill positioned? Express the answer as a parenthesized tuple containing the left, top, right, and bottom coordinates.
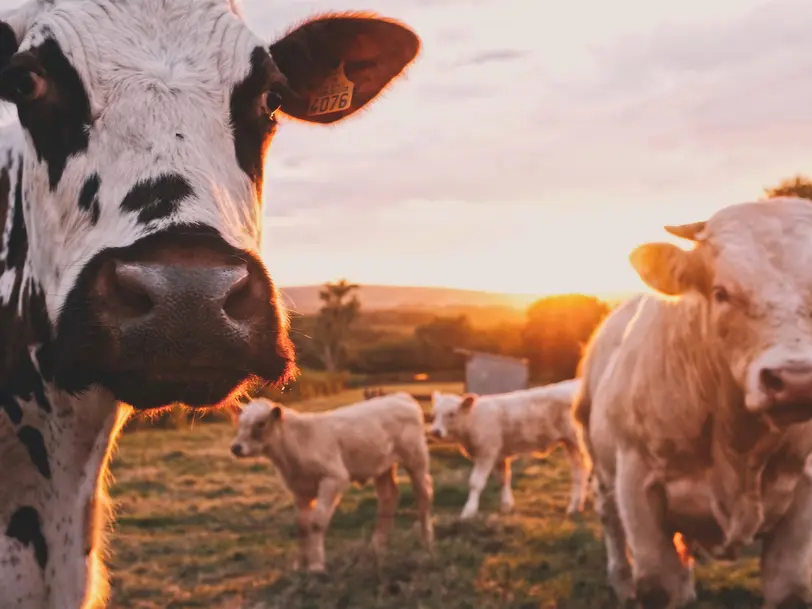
(277, 284, 640, 316)
(278, 284, 536, 315)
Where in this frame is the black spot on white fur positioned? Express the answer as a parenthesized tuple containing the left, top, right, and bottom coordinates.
(0, 161, 54, 408)
(6, 506, 48, 570)
(6, 163, 25, 272)
(78, 173, 100, 225)
(17, 426, 51, 479)
(13, 38, 91, 190)
(120, 174, 194, 223)
(229, 46, 278, 197)
(0, 390, 22, 424)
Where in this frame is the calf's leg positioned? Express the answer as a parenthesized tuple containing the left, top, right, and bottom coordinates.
(294, 497, 314, 570)
(761, 474, 812, 609)
(616, 449, 695, 608)
(561, 437, 589, 515)
(496, 458, 515, 513)
(404, 451, 435, 550)
(372, 465, 400, 555)
(304, 476, 348, 572)
(461, 454, 497, 520)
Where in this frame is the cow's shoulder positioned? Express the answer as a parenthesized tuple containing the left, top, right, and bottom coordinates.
(601, 295, 724, 451)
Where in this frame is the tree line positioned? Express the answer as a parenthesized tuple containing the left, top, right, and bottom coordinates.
(291, 279, 613, 385)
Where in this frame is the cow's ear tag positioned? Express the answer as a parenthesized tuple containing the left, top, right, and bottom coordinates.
(307, 61, 354, 117)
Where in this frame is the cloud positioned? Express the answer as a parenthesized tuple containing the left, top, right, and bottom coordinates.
(0, 0, 808, 291)
(451, 48, 529, 68)
(257, 0, 812, 226)
(249, 0, 812, 290)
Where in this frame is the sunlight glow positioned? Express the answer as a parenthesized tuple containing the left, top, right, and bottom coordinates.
(263, 198, 718, 298)
(253, 0, 787, 299)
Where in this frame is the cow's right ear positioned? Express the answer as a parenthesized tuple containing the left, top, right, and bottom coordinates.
(629, 242, 704, 296)
(270, 405, 283, 421)
(460, 394, 477, 409)
(269, 13, 419, 124)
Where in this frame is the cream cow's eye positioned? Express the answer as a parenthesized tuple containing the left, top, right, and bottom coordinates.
(712, 285, 730, 305)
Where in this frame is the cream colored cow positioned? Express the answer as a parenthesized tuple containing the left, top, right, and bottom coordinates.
(575, 197, 812, 609)
(230, 393, 434, 572)
(430, 380, 588, 519)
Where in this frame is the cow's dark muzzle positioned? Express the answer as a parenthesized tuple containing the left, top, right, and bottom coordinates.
(53, 227, 296, 409)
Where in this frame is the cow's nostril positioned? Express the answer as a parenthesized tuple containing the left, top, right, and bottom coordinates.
(222, 267, 261, 321)
(760, 368, 785, 393)
(230, 443, 243, 457)
(109, 261, 154, 318)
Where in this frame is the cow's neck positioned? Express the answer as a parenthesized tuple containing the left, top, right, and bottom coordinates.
(0, 145, 127, 607)
(1, 319, 125, 608)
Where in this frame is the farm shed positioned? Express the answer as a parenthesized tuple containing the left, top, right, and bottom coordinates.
(454, 349, 529, 396)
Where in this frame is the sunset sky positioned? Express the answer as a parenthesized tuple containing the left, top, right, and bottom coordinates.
(2, 0, 809, 296)
(245, 0, 812, 296)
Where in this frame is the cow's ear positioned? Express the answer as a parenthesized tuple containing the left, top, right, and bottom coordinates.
(629, 242, 706, 296)
(270, 405, 283, 421)
(460, 394, 477, 409)
(270, 13, 419, 124)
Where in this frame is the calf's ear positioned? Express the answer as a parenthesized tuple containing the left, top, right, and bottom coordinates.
(460, 394, 477, 409)
(270, 13, 420, 124)
(629, 242, 705, 296)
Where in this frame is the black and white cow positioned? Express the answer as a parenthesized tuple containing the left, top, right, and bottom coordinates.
(0, 0, 419, 605)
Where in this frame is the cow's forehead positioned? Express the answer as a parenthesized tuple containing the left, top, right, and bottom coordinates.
(705, 199, 812, 288)
(19, 0, 264, 92)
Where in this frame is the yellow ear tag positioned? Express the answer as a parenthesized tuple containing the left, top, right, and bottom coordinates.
(307, 61, 354, 117)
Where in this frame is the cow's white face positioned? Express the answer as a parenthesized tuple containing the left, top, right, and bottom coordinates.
(429, 391, 476, 439)
(0, 0, 419, 409)
(631, 197, 812, 426)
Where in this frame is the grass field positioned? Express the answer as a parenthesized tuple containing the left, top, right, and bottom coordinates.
(107, 385, 767, 609)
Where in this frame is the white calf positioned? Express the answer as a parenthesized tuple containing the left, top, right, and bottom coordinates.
(231, 393, 434, 572)
(430, 380, 589, 519)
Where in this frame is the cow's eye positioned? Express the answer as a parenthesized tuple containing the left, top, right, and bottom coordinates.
(712, 285, 730, 304)
(0, 63, 48, 105)
(260, 91, 283, 119)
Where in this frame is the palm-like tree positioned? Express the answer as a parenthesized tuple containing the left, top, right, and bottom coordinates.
(315, 279, 360, 373)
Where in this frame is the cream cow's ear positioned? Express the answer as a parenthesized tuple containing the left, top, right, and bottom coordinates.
(630, 242, 706, 296)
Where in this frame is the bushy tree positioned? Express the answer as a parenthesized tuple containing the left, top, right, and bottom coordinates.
(412, 314, 469, 367)
(763, 174, 812, 201)
(522, 294, 610, 382)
